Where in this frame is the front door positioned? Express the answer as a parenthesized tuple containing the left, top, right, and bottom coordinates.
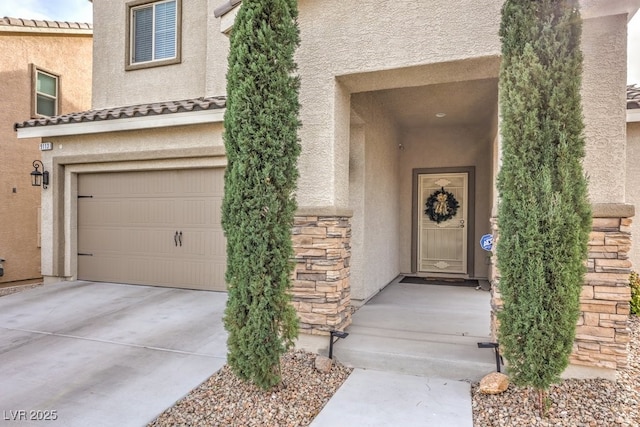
(417, 172, 468, 274)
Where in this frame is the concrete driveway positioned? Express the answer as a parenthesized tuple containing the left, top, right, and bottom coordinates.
(0, 281, 228, 426)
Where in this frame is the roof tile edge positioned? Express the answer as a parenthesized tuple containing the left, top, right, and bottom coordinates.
(15, 96, 227, 130)
(0, 16, 92, 31)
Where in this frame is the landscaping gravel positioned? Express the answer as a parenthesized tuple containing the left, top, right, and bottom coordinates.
(472, 316, 640, 427)
(148, 351, 352, 427)
(149, 317, 638, 427)
(4, 282, 637, 426)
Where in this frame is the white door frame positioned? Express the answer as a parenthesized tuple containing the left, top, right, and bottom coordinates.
(411, 167, 475, 277)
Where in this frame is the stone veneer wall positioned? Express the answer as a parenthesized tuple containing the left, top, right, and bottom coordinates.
(291, 214, 352, 336)
(490, 204, 634, 372)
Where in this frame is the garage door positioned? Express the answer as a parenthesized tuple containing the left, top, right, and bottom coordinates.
(77, 169, 226, 291)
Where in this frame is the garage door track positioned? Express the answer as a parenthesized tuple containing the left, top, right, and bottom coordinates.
(0, 281, 228, 426)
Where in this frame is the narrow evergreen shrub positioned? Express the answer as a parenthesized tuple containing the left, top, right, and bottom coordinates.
(630, 271, 640, 315)
(221, 0, 301, 390)
(497, 0, 591, 393)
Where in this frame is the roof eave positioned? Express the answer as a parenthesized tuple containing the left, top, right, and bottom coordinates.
(0, 25, 92, 35)
(16, 109, 225, 139)
(213, 0, 242, 18)
(0, 16, 93, 35)
(580, 0, 640, 21)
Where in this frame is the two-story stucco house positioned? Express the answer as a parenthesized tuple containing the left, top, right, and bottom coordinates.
(0, 17, 92, 286)
(15, 0, 640, 379)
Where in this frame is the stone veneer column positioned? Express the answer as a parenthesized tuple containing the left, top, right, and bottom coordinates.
(290, 211, 352, 336)
(489, 203, 634, 373)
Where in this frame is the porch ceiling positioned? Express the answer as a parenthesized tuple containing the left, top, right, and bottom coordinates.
(372, 78, 498, 130)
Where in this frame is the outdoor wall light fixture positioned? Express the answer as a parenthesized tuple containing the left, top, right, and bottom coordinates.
(30, 160, 49, 189)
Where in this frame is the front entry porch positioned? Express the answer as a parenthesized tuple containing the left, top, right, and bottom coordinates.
(331, 276, 496, 382)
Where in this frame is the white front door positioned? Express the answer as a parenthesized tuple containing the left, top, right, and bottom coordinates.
(417, 172, 468, 274)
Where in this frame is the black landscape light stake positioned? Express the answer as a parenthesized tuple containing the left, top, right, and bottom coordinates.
(328, 330, 349, 359)
(477, 342, 502, 372)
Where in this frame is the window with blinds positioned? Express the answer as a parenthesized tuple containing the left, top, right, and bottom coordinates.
(127, 0, 181, 69)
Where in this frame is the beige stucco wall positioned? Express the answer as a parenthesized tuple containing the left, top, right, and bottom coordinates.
(39, 1, 635, 297)
(0, 28, 92, 284)
(206, 0, 231, 97)
(349, 93, 401, 301)
(90, 1, 632, 210)
(38, 123, 225, 282)
(581, 14, 629, 203)
(398, 124, 495, 279)
(627, 121, 640, 271)
(348, 121, 366, 300)
(295, 0, 503, 210)
(92, 0, 226, 108)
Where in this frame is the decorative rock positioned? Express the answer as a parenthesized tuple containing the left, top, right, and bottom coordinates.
(479, 372, 509, 394)
(314, 355, 333, 373)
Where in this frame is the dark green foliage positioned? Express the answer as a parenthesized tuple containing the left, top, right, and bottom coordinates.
(631, 271, 640, 315)
(221, 0, 301, 390)
(497, 0, 591, 391)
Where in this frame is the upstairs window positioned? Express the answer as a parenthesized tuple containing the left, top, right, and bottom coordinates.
(32, 67, 59, 117)
(126, 0, 181, 70)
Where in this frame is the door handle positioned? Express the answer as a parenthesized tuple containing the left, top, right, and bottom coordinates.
(174, 231, 179, 247)
(178, 231, 182, 247)
(460, 220, 465, 228)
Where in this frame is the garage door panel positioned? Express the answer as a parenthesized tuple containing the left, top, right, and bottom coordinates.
(78, 169, 226, 291)
(79, 227, 177, 254)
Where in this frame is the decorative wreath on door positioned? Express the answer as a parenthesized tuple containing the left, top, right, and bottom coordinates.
(425, 187, 459, 224)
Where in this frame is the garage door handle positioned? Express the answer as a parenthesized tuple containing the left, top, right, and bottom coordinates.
(174, 231, 179, 247)
(178, 231, 182, 247)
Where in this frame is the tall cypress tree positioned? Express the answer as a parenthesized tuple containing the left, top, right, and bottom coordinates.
(497, 0, 591, 398)
(221, 0, 301, 390)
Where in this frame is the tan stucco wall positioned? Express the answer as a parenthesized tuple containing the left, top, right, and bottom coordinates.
(206, 0, 231, 97)
(0, 29, 92, 283)
(349, 93, 401, 301)
(92, 0, 226, 108)
(39, 123, 225, 282)
(627, 121, 640, 271)
(295, 0, 503, 209)
(348, 121, 366, 300)
(398, 124, 495, 279)
(581, 14, 629, 203)
(90, 2, 632, 210)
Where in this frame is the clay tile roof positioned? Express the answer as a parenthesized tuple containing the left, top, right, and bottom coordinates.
(14, 96, 227, 130)
(629, 85, 640, 110)
(0, 16, 92, 31)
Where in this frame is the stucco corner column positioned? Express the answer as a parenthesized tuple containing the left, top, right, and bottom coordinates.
(489, 203, 635, 380)
(291, 207, 353, 345)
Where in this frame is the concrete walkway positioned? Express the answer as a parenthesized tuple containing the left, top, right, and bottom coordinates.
(0, 281, 228, 427)
(332, 280, 495, 381)
(311, 279, 494, 427)
(311, 369, 473, 427)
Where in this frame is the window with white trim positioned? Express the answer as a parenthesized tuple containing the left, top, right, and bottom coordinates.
(126, 0, 181, 70)
(33, 67, 59, 117)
